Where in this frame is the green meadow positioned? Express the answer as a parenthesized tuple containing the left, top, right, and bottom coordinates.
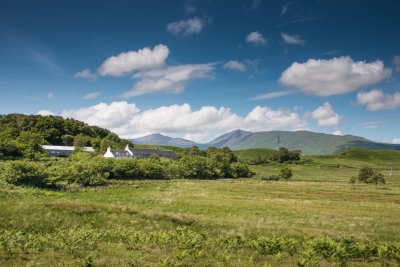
(1, 149, 400, 266)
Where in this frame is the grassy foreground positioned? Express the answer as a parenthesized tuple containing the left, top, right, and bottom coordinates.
(1, 154, 400, 266)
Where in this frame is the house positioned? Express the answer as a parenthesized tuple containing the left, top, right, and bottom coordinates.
(42, 145, 95, 157)
(104, 145, 178, 160)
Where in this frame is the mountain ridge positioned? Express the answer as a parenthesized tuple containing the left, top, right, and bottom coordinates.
(130, 129, 400, 155)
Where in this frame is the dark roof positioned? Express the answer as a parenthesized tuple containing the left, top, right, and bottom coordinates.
(129, 148, 177, 157)
(110, 149, 132, 158)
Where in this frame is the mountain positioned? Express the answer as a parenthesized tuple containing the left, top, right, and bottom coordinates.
(207, 130, 400, 155)
(207, 129, 253, 147)
(130, 130, 400, 155)
(130, 133, 197, 148)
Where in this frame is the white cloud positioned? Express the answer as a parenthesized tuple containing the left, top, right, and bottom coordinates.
(223, 60, 246, 72)
(98, 44, 169, 76)
(251, 90, 294, 100)
(246, 31, 267, 46)
(312, 102, 341, 127)
(47, 91, 54, 98)
(392, 138, 400, 144)
(393, 55, 400, 71)
(83, 92, 100, 100)
(62, 102, 140, 129)
(123, 63, 215, 97)
(74, 68, 97, 79)
(38, 110, 55, 116)
(61, 102, 308, 142)
(279, 57, 391, 96)
(357, 89, 400, 111)
(281, 32, 305, 45)
(167, 17, 209, 36)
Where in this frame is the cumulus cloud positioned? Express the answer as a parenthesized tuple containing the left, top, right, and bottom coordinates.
(74, 68, 97, 79)
(251, 90, 294, 100)
(123, 63, 215, 97)
(281, 32, 305, 45)
(246, 31, 267, 46)
(83, 92, 100, 100)
(312, 102, 341, 127)
(62, 102, 140, 129)
(393, 55, 400, 71)
(98, 44, 169, 76)
(167, 17, 210, 36)
(38, 110, 55, 116)
(357, 89, 400, 111)
(223, 60, 246, 72)
(279, 56, 391, 96)
(61, 102, 308, 142)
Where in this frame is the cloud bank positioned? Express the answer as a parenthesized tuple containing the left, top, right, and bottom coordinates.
(61, 102, 308, 142)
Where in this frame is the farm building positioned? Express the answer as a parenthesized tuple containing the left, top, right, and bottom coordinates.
(42, 145, 95, 157)
(104, 145, 178, 160)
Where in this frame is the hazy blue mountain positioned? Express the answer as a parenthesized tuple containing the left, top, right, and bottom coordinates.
(130, 130, 400, 155)
(130, 133, 197, 148)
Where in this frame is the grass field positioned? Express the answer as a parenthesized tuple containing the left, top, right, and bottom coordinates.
(1, 153, 400, 266)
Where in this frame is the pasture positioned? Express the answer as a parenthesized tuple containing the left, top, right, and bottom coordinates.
(1, 153, 400, 266)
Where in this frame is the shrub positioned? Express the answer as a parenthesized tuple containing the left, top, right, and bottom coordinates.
(1, 161, 47, 186)
(111, 159, 141, 179)
(357, 167, 385, 186)
(231, 162, 253, 178)
(279, 167, 293, 181)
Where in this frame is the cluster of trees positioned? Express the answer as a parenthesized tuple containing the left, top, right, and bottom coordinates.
(247, 147, 302, 165)
(270, 147, 302, 163)
(0, 114, 132, 159)
(1, 147, 253, 189)
(349, 166, 385, 187)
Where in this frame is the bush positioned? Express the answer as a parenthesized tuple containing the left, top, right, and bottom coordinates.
(357, 167, 385, 186)
(231, 162, 253, 178)
(139, 159, 166, 180)
(279, 167, 293, 181)
(111, 159, 141, 179)
(1, 161, 47, 186)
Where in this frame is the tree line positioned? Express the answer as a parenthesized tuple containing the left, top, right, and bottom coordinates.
(0, 147, 253, 190)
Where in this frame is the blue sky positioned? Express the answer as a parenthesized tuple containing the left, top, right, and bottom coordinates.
(0, 0, 399, 143)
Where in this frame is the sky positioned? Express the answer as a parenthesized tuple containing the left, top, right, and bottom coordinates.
(0, 0, 399, 143)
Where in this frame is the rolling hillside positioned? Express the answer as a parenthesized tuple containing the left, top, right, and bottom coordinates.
(131, 129, 400, 155)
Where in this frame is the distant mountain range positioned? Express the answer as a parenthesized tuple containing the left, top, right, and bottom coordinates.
(130, 130, 400, 155)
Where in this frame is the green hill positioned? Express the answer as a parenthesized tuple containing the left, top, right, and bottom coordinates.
(209, 130, 400, 155)
(0, 114, 132, 157)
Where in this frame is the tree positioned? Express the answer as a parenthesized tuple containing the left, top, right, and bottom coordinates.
(61, 134, 74, 146)
(73, 134, 90, 148)
(357, 167, 385, 186)
(369, 172, 385, 187)
(279, 167, 293, 181)
(358, 167, 374, 183)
